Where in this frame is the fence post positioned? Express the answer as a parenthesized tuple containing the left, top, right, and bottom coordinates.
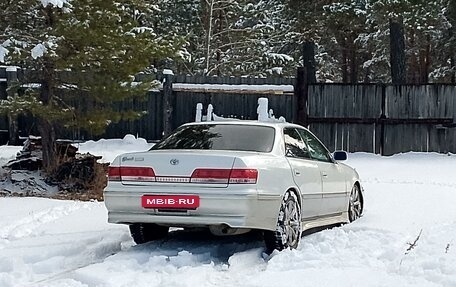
(379, 84, 387, 155)
(162, 69, 174, 137)
(295, 67, 307, 125)
(6, 66, 19, 145)
(0, 68, 6, 99)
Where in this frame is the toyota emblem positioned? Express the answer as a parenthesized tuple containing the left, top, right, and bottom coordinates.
(170, 159, 179, 165)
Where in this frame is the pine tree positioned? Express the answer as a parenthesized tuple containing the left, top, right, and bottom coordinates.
(361, 0, 448, 83)
(149, 0, 296, 76)
(0, 0, 179, 170)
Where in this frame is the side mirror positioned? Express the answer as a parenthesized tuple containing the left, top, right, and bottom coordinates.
(333, 151, 347, 161)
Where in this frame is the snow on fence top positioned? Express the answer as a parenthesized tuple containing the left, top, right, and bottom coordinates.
(0, 66, 19, 81)
(162, 69, 174, 75)
(152, 83, 294, 95)
(196, 97, 286, 123)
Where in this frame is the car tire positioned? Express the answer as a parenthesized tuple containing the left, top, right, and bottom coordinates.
(264, 191, 302, 253)
(348, 184, 362, 222)
(129, 223, 169, 244)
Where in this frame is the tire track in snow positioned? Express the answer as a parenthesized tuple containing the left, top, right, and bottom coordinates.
(28, 230, 130, 287)
(0, 202, 91, 243)
(0, 228, 130, 287)
(362, 178, 456, 188)
(32, 230, 265, 287)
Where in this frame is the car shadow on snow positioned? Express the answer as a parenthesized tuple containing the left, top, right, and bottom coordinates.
(126, 229, 265, 264)
(124, 224, 343, 265)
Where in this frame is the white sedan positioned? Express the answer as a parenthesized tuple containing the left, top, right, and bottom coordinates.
(104, 121, 363, 252)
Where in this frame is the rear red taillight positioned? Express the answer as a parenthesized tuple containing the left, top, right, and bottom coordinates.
(108, 166, 258, 184)
(108, 166, 121, 181)
(229, 169, 258, 184)
(190, 168, 258, 184)
(190, 169, 231, 183)
(108, 166, 156, 182)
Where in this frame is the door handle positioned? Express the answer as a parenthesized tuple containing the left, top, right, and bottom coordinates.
(321, 172, 328, 177)
(294, 169, 301, 176)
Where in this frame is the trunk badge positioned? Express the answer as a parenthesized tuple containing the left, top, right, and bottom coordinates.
(170, 159, 179, 165)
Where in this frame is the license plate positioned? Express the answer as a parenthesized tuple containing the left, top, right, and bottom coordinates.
(141, 195, 200, 209)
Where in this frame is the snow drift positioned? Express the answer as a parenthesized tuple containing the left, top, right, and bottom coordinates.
(0, 152, 455, 286)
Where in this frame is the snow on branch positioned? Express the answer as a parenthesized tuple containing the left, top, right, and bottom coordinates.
(0, 46, 8, 63)
(40, 0, 70, 8)
(31, 43, 47, 59)
(129, 27, 155, 34)
(265, 52, 293, 63)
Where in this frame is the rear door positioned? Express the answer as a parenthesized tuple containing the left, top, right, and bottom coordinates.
(283, 128, 322, 219)
(297, 129, 348, 216)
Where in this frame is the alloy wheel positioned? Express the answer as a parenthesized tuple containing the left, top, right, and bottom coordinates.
(349, 185, 362, 222)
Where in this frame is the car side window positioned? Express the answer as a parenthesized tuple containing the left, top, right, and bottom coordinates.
(297, 129, 331, 162)
(283, 128, 311, 159)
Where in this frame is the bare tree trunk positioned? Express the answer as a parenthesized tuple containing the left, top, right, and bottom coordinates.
(335, 35, 349, 83)
(449, 0, 456, 83)
(349, 41, 358, 83)
(363, 53, 370, 83)
(408, 31, 419, 83)
(451, 56, 455, 84)
(162, 70, 174, 137)
(341, 46, 348, 83)
(295, 42, 317, 127)
(39, 56, 57, 171)
(6, 67, 19, 145)
(419, 37, 430, 84)
(389, 17, 407, 84)
(37, 6, 57, 171)
(38, 117, 56, 171)
(302, 41, 317, 83)
(7, 115, 18, 145)
(204, 0, 214, 75)
(216, 8, 223, 76)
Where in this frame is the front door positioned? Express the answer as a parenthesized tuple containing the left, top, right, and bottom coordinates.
(283, 128, 323, 219)
(297, 129, 348, 216)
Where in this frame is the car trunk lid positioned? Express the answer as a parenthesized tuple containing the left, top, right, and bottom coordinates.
(117, 151, 237, 188)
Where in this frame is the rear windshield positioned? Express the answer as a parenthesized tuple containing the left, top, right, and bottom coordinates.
(151, 124, 275, 152)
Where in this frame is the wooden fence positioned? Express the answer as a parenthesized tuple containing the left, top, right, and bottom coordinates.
(1, 67, 456, 155)
(307, 84, 456, 155)
(101, 74, 295, 140)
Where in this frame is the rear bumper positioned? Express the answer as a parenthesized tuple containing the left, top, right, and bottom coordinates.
(104, 185, 281, 231)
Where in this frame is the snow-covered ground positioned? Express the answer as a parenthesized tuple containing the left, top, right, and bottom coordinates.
(1, 140, 456, 286)
(76, 134, 153, 164)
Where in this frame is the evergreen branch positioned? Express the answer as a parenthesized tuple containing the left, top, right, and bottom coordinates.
(206, 56, 256, 75)
(211, 28, 253, 37)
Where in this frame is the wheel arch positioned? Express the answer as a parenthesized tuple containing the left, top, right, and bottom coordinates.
(264, 187, 302, 253)
(285, 187, 302, 211)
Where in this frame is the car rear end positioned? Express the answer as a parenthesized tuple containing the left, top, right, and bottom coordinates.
(103, 123, 285, 232)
